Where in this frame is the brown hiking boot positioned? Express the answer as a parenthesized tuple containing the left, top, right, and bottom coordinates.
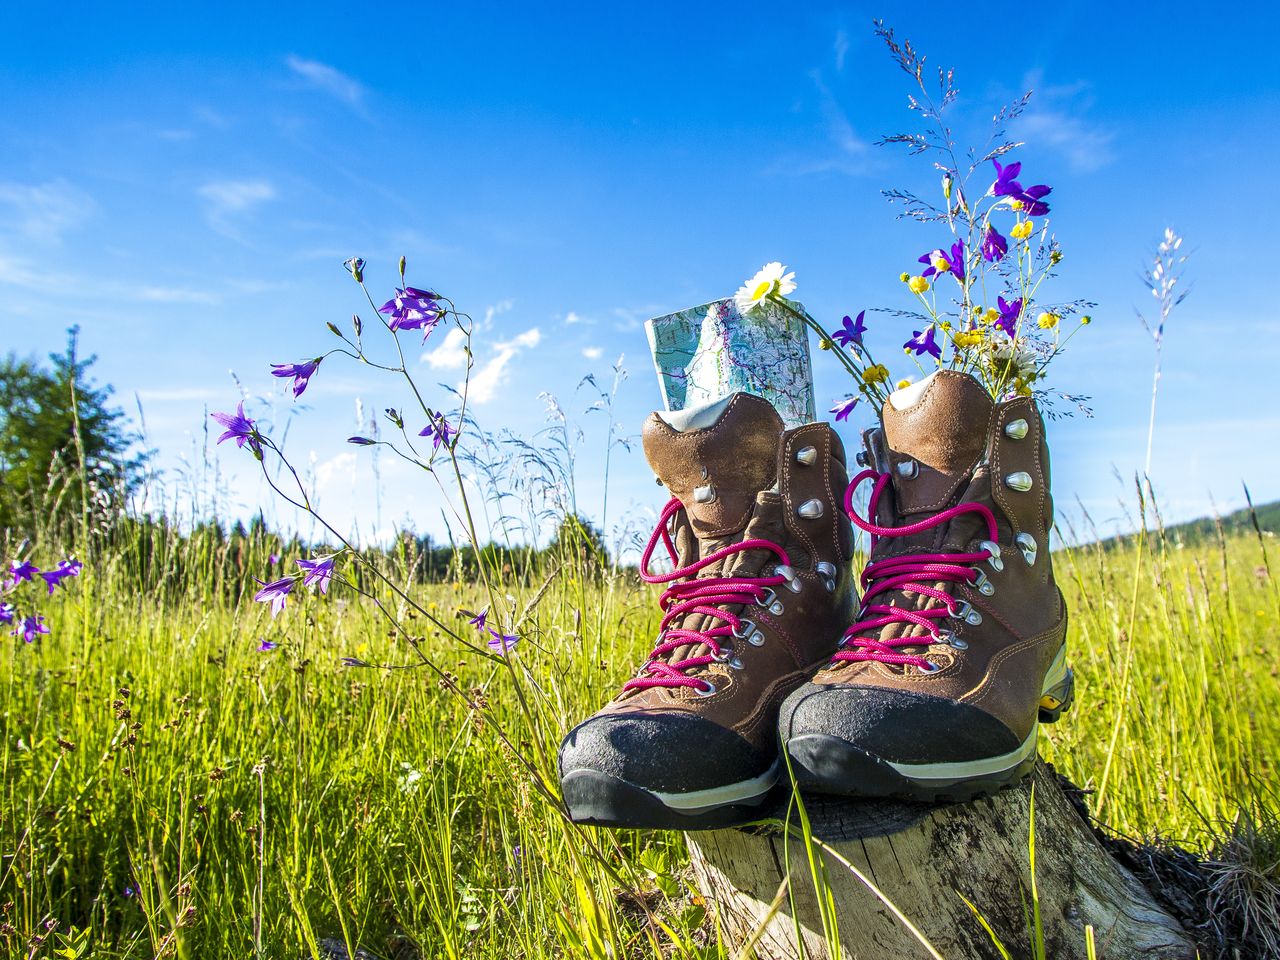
(559, 393, 856, 828)
(780, 370, 1072, 801)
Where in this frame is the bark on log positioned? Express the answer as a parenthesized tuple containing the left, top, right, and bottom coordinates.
(687, 762, 1196, 960)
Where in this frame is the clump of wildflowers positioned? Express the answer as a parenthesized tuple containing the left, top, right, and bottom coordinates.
(3, 553, 85, 644)
(798, 21, 1097, 412)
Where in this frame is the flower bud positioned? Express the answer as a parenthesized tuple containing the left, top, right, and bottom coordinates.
(384, 408, 404, 428)
(1049, 250, 1063, 265)
(327, 322, 342, 337)
(343, 257, 365, 283)
(899, 272, 910, 283)
(819, 338, 832, 351)
(941, 172, 953, 201)
(1081, 315, 1093, 325)
(398, 256, 407, 279)
(347, 436, 376, 446)
(352, 314, 362, 336)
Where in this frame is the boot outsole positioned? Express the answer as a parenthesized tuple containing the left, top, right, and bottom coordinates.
(560, 769, 775, 831)
(786, 668, 1076, 803)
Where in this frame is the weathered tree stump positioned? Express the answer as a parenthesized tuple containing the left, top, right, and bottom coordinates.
(687, 762, 1196, 960)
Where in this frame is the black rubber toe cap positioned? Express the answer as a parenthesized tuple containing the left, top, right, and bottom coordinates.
(558, 712, 772, 794)
(779, 683, 1023, 766)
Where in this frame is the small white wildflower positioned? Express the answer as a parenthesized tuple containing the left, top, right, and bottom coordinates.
(733, 262, 796, 314)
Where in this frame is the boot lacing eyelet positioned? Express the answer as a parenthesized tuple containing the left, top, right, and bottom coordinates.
(756, 587, 785, 616)
(979, 540, 1003, 572)
(935, 629, 967, 650)
(694, 681, 717, 696)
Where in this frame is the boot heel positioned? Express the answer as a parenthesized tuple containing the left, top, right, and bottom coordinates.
(1038, 667, 1074, 723)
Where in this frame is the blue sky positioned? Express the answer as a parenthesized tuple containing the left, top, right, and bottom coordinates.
(2, 3, 1277, 551)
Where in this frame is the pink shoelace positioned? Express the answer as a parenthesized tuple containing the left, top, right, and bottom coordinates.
(834, 468, 999, 671)
(625, 497, 790, 693)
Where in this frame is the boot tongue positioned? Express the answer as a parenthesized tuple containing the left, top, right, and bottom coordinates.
(643, 393, 783, 539)
(881, 371, 993, 518)
(865, 372, 994, 649)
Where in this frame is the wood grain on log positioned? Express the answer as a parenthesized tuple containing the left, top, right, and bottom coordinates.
(687, 763, 1196, 960)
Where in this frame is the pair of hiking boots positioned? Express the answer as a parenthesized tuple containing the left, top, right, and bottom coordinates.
(558, 371, 1073, 829)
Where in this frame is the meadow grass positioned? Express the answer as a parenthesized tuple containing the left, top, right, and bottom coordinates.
(1, 504, 1277, 958)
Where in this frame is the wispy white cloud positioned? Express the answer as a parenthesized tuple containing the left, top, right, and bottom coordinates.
(768, 71, 874, 177)
(468, 328, 541, 404)
(132, 285, 221, 304)
(582, 346, 603, 360)
(198, 179, 276, 237)
(564, 310, 589, 326)
(0, 252, 220, 305)
(286, 55, 365, 107)
(1017, 74, 1114, 174)
(834, 30, 850, 72)
(423, 326, 469, 370)
(0, 179, 96, 244)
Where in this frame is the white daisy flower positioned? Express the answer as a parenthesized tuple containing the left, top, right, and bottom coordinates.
(987, 336, 1040, 378)
(733, 262, 797, 314)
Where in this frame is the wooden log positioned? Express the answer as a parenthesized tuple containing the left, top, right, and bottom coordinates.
(686, 762, 1196, 960)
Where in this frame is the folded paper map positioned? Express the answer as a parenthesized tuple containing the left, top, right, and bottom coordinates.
(645, 297, 816, 429)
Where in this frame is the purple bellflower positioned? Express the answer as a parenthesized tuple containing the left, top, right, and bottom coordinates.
(904, 327, 942, 359)
(12, 615, 49, 643)
(994, 296, 1023, 337)
(271, 358, 322, 398)
(830, 311, 868, 348)
(40, 559, 83, 595)
(211, 403, 261, 454)
(8, 559, 38, 586)
(379, 287, 443, 341)
(1018, 183, 1053, 216)
(420, 414, 455, 451)
(982, 225, 1009, 263)
(467, 608, 489, 632)
(257, 639, 278, 652)
(992, 159, 1023, 198)
(487, 629, 519, 655)
(253, 577, 295, 618)
(296, 556, 336, 595)
(830, 397, 860, 422)
(0, 602, 14, 624)
(991, 159, 1052, 215)
(918, 241, 966, 282)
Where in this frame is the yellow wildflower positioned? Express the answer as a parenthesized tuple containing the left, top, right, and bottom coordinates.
(907, 276, 929, 294)
(953, 330, 983, 348)
(896, 378, 914, 390)
(1036, 312, 1060, 329)
(1010, 198, 1024, 211)
(983, 307, 1000, 324)
(862, 364, 889, 385)
(1081, 315, 1093, 325)
(899, 272, 910, 282)
(1010, 220, 1035, 241)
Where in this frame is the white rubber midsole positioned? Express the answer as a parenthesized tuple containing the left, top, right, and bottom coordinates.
(650, 762, 779, 812)
(885, 647, 1069, 782)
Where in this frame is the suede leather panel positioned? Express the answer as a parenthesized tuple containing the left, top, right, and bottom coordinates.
(882, 371, 994, 516)
(642, 393, 783, 539)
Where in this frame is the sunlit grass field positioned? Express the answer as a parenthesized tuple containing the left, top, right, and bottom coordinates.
(1, 511, 1277, 958)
